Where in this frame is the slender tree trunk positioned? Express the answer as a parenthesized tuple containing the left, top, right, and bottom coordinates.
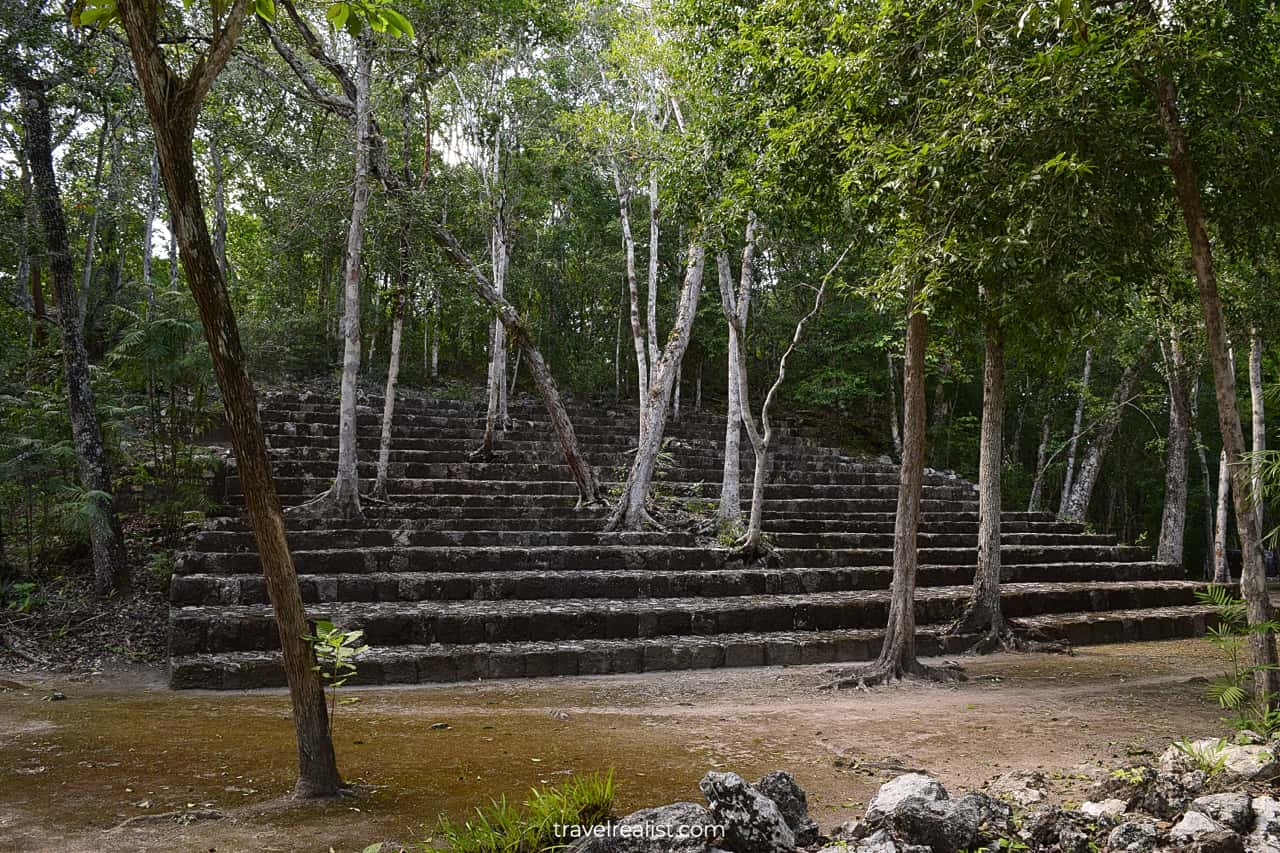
(614, 170, 648, 433)
(481, 220, 510, 454)
(1059, 347, 1093, 515)
(1158, 328, 1192, 565)
(646, 167, 659, 384)
(311, 39, 373, 519)
(30, 266, 46, 348)
(887, 352, 903, 459)
(12, 164, 35, 317)
(1250, 326, 1266, 534)
(18, 81, 129, 598)
(168, 216, 179, 291)
(117, 0, 342, 797)
(1027, 413, 1052, 512)
(143, 150, 159, 311)
(1214, 448, 1231, 583)
(672, 357, 682, 420)
(429, 225, 602, 505)
(1191, 380, 1216, 579)
(607, 242, 706, 531)
(953, 313, 1006, 638)
(1060, 344, 1150, 522)
(1153, 71, 1278, 701)
(430, 277, 440, 380)
(717, 254, 744, 527)
(695, 359, 702, 410)
(373, 248, 408, 501)
(77, 112, 111, 327)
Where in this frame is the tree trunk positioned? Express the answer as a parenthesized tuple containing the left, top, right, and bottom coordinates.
(1250, 326, 1266, 535)
(695, 359, 702, 410)
(117, 0, 343, 797)
(861, 294, 934, 681)
(212, 127, 229, 281)
(1214, 448, 1231, 584)
(311, 38, 372, 519)
(716, 221, 760, 528)
(614, 170, 648, 434)
(428, 225, 601, 504)
(1157, 328, 1192, 566)
(607, 242, 706, 531)
(1060, 344, 1150, 522)
(430, 277, 441, 380)
(1027, 413, 1052, 512)
(1190, 379, 1216, 579)
(481, 219, 510, 454)
(30, 266, 46, 348)
(646, 167, 660, 384)
(373, 248, 407, 501)
(77, 112, 111, 327)
(1153, 71, 1278, 701)
(1059, 347, 1094, 515)
(717, 253, 744, 527)
(953, 313, 1006, 637)
(18, 81, 129, 598)
(887, 352, 903, 459)
(143, 150, 159, 311)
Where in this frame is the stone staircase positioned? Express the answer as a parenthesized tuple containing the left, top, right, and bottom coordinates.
(168, 392, 1212, 689)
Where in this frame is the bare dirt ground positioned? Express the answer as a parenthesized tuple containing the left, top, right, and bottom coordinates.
(0, 638, 1230, 852)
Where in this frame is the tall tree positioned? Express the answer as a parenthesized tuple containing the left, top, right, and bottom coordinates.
(106, 0, 344, 796)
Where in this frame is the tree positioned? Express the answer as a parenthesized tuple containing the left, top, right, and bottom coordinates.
(101, 0, 345, 797)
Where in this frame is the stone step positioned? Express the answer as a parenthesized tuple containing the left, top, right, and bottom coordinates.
(223, 474, 979, 504)
(171, 562, 1187, 607)
(177, 542, 1157, 578)
(188, 527, 1112, 554)
(167, 581, 1207, 656)
(169, 604, 1215, 689)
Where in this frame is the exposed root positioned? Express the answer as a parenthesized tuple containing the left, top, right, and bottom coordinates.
(822, 658, 966, 691)
(467, 446, 494, 461)
(960, 620, 1074, 656)
(362, 490, 392, 506)
(729, 537, 779, 566)
(287, 487, 364, 522)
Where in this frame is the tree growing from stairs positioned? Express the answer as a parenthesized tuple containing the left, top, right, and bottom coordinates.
(714, 219, 758, 529)
(1058, 345, 1093, 516)
(14, 66, 130, 597)
(110, 0, 345, 798)
(605, 241, 706, 530)
(1157, 322, 1194, 567)
(1059, 341, 1152, 523)
(827, 288, 961, 687)
(296, 34, 373, 520)
(718, 222, 852, 557)
(266, 7, 602, 507)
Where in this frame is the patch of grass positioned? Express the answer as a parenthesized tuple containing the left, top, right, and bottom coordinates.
(433, 770, 615, 853)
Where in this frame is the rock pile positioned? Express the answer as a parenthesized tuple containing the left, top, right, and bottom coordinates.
(571, 735, 1280, 852)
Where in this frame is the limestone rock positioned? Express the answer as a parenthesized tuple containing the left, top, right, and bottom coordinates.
(699, 771, 795, 853)
(1106, 820, 1160, 852)
(1170, 809, 1225, 842)
(1158, 739, 1279, 783)
(1079, 798, 1127, 818)
(866, 774, 949, 821)
(754, 771, 819, 847)
(985, 770, 1046, 807)
(1022, 807, 1104, 853)
(1249, 795, 1280, 852)
(567, 802, 716, 853)
(1190, 792, 1253, 833)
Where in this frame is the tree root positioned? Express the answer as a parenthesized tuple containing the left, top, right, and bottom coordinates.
(955, 619, 1074, 656)
(467, 446, 494, 461)
(287, 487, 364, 522)
(728, 537, 779, 566)
(821, 658, 966, 691)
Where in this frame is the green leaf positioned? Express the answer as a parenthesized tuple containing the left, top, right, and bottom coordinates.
(253, 0, 275, 23)
(326, 2, 350, 31)
(380, 6, 413, 38)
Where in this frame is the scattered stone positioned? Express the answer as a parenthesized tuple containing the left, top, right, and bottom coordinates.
(1170, 809, 1225, 842)
(1190, 792, 1253, 833)
(1106, 819, 1160, 852)
(865, 773, 948, 821)
(1158, 739, 1279, 783)
(1022, 807, 1103, 853)
(1079, 798, 1127, 818)
(985, 770, 1046, 807)
(949, 792, 1011, 845)
(699, 771, 795, 853)
(1249, 796, 1280, 852)
(1235, 729, 1266, 745)
(753, 770, 819, 847)
(429, 722, 450, 730)
(42, 691, 66, 702)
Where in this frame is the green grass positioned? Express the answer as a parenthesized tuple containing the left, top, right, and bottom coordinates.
(431, 770, 616, 852)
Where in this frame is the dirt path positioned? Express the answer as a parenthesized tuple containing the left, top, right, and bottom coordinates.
(0, 639, 1229, 852)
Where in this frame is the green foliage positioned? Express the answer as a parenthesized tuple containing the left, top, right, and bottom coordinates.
(1195, 586, 1280, 735)
(304, 619, 369, 733)
(1172, 737, 1232, 780)
(433, 770, 615, 853)
(1, 580, 41, 613)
